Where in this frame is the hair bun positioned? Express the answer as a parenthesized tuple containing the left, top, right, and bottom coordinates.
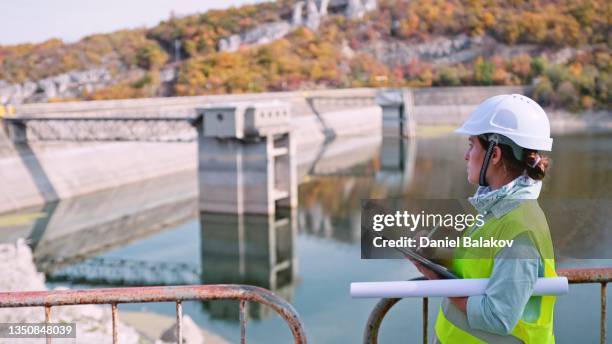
(524, 151, 549, 180)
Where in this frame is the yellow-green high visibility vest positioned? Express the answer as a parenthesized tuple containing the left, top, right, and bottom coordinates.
(435, 200, 557, 344)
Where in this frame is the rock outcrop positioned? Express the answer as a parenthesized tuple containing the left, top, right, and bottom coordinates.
(0, 68, 112, 104)
(346, 0, 377, 19)
(218, 21, 292, 53)
(218, 0, 379, 52)
(364, 34, 490, 67)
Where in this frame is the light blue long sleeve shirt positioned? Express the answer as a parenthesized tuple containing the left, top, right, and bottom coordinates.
(465, 232, 542, 335)
(462, 175, 545, 336)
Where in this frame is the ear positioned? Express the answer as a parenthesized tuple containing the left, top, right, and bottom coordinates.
(490, 145, 503, 165)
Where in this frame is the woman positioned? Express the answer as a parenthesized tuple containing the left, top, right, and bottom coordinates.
(415, 94, 557, 343)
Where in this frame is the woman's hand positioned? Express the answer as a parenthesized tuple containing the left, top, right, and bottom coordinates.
(409, 259, 469, 313)
(449, 297, 468, 313)
(409, 259, 441, 280)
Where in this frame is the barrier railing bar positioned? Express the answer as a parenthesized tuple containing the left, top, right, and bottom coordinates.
(0, 284, 306, 344)
(111, 303, 118, 344)
(45, 305, 52, 344)
(240, 300, 248, 344)
(176, 301, 183, 344)
(364, 267, 612, 344)
(3, 117, 195, 122)
(422, 297, 428, 344)
(602, 282, 607, 344)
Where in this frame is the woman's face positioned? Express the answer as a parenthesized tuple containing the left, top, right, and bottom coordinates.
(465, 136, 485, 185)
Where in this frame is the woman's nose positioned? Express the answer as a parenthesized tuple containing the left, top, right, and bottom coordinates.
(464, 150, 469, 161)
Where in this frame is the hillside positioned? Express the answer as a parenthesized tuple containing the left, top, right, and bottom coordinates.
(0, 0, 609, 111)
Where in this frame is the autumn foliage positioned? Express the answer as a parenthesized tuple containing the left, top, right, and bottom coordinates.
(0, 0, 609, 111)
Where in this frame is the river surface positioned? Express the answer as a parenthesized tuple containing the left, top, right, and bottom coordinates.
(2, 131, 611, 343)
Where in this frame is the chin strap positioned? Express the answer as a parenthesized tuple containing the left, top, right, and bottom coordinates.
(479, 134, 499, 187)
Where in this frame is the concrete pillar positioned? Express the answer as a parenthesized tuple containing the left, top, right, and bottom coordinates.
(197, 101, 296, 215)
(376, 136, 417, 194)
(375, 89, 417, 193)
(376, 88, 416, 138)
(5, 119, 28, 143)
(274, 133, 298, 209)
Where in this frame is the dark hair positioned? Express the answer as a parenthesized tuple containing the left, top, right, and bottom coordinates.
(478, 136, 550, 180)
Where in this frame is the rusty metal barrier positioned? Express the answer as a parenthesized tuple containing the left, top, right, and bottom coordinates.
(0, 284, 307, 344)
(363, 267, 612, 344)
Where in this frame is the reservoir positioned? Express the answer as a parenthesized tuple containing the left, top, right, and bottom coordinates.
(1, 129, 610, 343)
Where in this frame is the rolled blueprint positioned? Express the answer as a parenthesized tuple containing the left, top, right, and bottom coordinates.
(350, 277, 568, 298)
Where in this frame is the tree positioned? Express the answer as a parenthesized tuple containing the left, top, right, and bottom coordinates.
(509, 54, 533, 83)
(556, 80, 579, 110)
(531, 57, 548, 77)
(136, 43, 168, 70)
(473, 57, 494, 85)
(435, 66, 461, 86)
(532, 77, 554, 106)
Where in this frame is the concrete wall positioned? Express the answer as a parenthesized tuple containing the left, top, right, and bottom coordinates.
(0, 142, 196, 214)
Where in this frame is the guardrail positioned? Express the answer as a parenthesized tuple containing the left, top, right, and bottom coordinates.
(0, 284, 307, 344)
(364, 267, 611, 344)
(2, 116, 197, 142)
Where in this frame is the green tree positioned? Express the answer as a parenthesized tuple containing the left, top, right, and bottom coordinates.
(531, 57, 548, 77)
(473, 57, 494, 85)
(435, 66, 461, 86)
(532, 77, 554, 106)
(136, 43, 168, 70)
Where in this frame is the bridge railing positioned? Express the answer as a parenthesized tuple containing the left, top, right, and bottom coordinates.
(2, 116, 198, 142)
(0, 284, 307, 344)
(363, 267, 611, 344)
(40, 256, 202, 286)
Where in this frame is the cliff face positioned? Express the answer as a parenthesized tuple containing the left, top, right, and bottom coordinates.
(0, 0, 608, 111)
(217, 0, 378, 52)
(0, 69, 112, 104)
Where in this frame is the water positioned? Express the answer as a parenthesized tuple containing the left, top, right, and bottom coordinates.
(4, 131, 612, 343)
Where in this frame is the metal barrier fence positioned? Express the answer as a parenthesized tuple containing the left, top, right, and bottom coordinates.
(364, 267, 612, 344)
(0, 284, 307, 344)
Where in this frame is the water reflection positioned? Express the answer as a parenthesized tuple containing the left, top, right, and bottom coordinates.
(296, 133, 612, 259)
(375, 136, 417, 194)
(200, 211, 297, 321)
(28, 170, 198, 280)
(0, 131, 609, 342)
(7, 133, 610, 274)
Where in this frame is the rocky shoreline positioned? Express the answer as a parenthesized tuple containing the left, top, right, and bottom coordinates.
(0, 239, 229, 344)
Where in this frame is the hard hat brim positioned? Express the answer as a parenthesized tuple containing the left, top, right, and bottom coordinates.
(454, 125, 553, 151)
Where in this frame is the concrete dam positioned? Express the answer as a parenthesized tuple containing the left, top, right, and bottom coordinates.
(0, 86, 533, 215)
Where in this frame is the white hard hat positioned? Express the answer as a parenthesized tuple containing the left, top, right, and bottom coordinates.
(455, 94, 553, 151)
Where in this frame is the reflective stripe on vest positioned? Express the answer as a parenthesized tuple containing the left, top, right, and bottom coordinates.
(436, 299, 523, 344)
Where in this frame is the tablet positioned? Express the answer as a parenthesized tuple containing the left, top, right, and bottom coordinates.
(381, 233, 458, 279)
